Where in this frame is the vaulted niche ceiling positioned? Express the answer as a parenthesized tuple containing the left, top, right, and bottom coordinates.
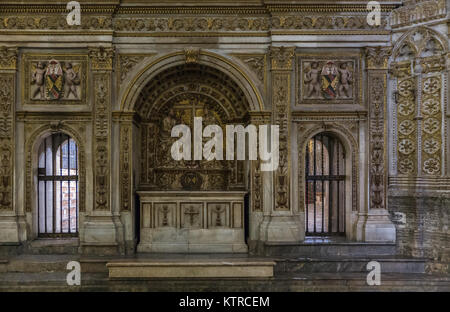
(136, 64, 250, 191)
(135, 64, 250, 122)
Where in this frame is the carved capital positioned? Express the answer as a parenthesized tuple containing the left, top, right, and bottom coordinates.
(184, 48, 200, 64)
(365, 46, 392, 70)
(270, 46, 295, 71)
(89, 46, 115, 71)
(0, 47, 18, 70)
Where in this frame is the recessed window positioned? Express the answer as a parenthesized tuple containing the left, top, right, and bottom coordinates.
(37, 133, 78, 237)
(305, 133, 345, 235)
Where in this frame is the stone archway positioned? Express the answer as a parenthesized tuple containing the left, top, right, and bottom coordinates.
(120, 53, 264, 253)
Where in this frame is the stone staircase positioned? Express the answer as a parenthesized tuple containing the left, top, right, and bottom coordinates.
(0, 253, 448, 291)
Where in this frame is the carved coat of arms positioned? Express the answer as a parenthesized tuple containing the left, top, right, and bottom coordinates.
(321, 61, 339, 99)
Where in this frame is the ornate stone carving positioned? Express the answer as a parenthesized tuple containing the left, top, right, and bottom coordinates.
(93, 74, 111, 210)
(365, 47, 391, 70)
(0, 16, 112, 31)
(120, 124, 132, 211)
(421, 76, 442, 175)
(249, 111, 271, 212)
(297, 55, 361, 104)
(0, 47, 18, 70)
(272, 73, 290, 210)
(181, 203, 202, 229)
(396, 74, 417, 175)
(368, 75, 387, 209)
(22, 54, 88, 105)
(391, 0, 446, 28)
(89, 47, 114, 71)
(118, 54, 146, 84)
(234, 54, 266, 82)
(0, 75, 14, 210)
(270, 47, 295, 71)
(184, 48, 200, 64)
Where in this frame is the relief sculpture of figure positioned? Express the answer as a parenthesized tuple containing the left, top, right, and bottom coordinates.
(64, 63, 80, 99)
(338, 63, 353, 98)
(31, 62, 46, 99)
(304, 62, 321, 98)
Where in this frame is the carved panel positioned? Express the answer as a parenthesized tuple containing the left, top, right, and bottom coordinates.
(368, 75, 387, 209)
(297, 55, 361, 105)
(232, 202, 243, 228)
(391, 0, 446, 28)
(22, 54, 88, 105)
(0, 74, 14, 210)
(181, 203, 203, 229)
(396, 70, 418, 176)
(207, 203, 230, 228)
(93, 74, 111, 210)
(154, 203, 176, 228)
(273, 73, 290, 210)
(421, 75, 442, 176)
(117, 54, 148, 85)
(120, 123, 132, 211)
(0, 47, 18, 70)
(233, 54, 266, 84)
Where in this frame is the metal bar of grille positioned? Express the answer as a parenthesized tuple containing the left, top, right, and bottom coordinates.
(313, 135, 316, 233)
(321, 134, 324, 233)
(305, 140, 309, 233)
(68, 135, 71, 234)
(44, 137, 47, 233)
(75, 141, 78, 233)
(337, 141, 340, 233)
(60, 132, 62, 233)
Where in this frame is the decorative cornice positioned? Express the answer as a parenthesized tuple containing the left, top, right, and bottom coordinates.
(0, 46, 17, 70)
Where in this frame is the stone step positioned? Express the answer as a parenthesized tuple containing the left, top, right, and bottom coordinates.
(0, 272, 448, 292)
(264, 242, 397, 257)
(106, 260, 276, 279)
(274, 257, 427, 274)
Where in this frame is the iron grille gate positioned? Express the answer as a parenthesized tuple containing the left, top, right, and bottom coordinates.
(305, 133, 345, 235)
(37, 133, 78, 237)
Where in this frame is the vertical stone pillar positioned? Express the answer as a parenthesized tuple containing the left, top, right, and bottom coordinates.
(0, 47, 19, 243)
(363, 47, 396, 242)
(81, 47, 124, 254)
(259, 47, 302, 244)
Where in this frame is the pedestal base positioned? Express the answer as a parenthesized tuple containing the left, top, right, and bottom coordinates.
(364, 209, 396, 243)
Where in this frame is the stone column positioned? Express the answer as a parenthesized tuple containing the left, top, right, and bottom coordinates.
(81, 47, 124, 254)
(259, 47, 302, 244)
(363, 47, 396, 242)
(0, 47, 20, 243)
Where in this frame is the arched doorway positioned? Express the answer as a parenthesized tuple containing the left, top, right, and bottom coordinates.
(133, 63, 253, 253)
(305, 133, 345, 236)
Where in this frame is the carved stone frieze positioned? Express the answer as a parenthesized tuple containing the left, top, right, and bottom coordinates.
(184, 48, 200, 64)
(391, 0, 446, 28)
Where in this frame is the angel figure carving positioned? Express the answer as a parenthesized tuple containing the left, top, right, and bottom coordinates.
(31, 61, 46, 99)
(64, 63, 81, 99)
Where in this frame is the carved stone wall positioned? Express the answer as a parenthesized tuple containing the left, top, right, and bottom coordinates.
(0, 47, 16, 211)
